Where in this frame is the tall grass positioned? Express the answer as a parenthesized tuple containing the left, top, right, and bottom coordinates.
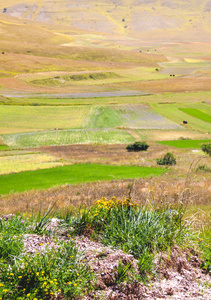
(68, 197, 191, 278)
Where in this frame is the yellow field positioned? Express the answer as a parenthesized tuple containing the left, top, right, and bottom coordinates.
(0, 152, 64, 175)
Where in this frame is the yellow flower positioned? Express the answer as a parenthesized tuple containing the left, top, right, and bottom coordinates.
(26, 293, 30, 297)
(36, 272, 39, 276)
(10, 273, 14, 276)
(0, 283, 4, 287)
(3, 289, 8, 293)
(74, 283, 77, 286)
(18, 276, 22, 279)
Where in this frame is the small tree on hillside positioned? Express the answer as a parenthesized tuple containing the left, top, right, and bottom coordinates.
(157, 152, 176, 166)
(202, 143, 211, 157)
(126, 141, 149, 152)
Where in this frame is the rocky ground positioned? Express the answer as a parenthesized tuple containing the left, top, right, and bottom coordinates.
(21, 218, 211, 300)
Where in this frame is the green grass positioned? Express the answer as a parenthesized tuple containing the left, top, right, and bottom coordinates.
(179, 108, 211, 123)
(157, 139, 211, 149)
(70, 197, 191, 278)
(151, 102, 211, 133)
(0, 163, 166, 195)
(0, 106, 92, 134)
(2, 128, 135, 147)
(0, 145, 10, 150)
(87, 106, 124, 128)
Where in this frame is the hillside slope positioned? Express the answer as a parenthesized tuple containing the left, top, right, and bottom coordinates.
(1, 0, 211, 41)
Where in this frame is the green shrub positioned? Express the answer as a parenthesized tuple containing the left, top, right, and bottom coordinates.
(157, 152, 176, 166)
(126, 141, 149, 152)
(202, 143, 211, 157)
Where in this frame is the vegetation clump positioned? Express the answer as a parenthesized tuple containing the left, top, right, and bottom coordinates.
(0, 215, 94, 299)
(157, 152, 176, 166)
(126, 141, 149, 152)
(202, 143, 211, 157)
(71, 197, 189, 277)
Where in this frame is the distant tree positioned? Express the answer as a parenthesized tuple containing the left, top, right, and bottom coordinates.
(202, 143, 211, 157)
(157, 152, 176, 166)
(126, 141, 149, 152)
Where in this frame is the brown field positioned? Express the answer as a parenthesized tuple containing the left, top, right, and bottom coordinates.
(108, 76, 211, 93)
(36, 143, 211, 173)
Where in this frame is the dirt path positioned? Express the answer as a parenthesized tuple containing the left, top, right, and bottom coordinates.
(1, 91, 149, 98)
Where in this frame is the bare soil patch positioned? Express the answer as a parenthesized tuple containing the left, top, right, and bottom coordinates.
(36, 143, 166, 166)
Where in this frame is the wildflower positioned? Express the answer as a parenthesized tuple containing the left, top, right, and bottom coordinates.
(3, 289, 8, 293)
(0, 283, 4, 287)
(26, 293, 31, 297)
(18, 276, 22, 279)
(74, 283, 77, 286)
(21, 220, 24, 223)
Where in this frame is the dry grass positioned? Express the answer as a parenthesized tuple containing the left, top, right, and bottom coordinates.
(108, 76, 211, 93)
(36, 143, 211, 172)
(0, 175, 210, 217)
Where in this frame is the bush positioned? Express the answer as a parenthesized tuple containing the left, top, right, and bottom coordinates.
(157, 152, 176, 166)
(202, 143, 211, 157)
(126, 141, 149, 152)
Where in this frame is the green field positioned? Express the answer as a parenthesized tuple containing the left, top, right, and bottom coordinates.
(0, 105, 92, 134)
(0, 163, 166, 195)
(158, 139, 211, 149)
(2, 129, 135, 147)
(87, 104, 182, 130)
(179, 108, 211, 123)
(0, 145, 10, 150)
(151, 102, 211, 133)
(87, 106, 123, 128)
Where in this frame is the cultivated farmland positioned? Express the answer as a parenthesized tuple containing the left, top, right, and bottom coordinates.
(0, 105, 92, 134)
(179, 108, 211, 123)
(0, 163, 166, 195)
(151, 102, 211, 133)
(2, 128, 135, 148)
